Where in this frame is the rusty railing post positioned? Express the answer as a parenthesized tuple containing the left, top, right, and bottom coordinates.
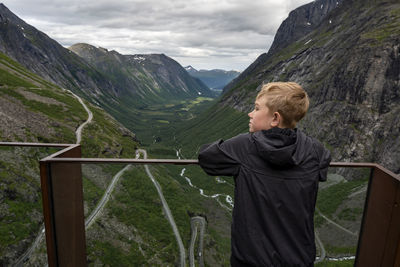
(355, 166, 400, 266)
(40, 144, 87, 267)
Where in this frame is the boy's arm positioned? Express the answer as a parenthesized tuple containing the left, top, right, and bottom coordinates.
(198, 139, 241, 177)
(315, 141, 332, 182)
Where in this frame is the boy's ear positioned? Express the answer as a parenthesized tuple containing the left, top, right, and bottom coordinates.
(271, 112, 281, 127)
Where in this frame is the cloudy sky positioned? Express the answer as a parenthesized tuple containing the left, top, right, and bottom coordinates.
(3, 0, 311, 71)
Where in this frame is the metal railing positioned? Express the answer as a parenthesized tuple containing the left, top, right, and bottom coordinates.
(1, 142, 399, 266)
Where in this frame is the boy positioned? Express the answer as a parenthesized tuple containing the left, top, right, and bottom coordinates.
(198, 82, 331, 267)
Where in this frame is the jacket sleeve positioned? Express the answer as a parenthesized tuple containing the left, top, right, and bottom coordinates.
(316, 143, 332, 182)
(198, 139, 241, 177)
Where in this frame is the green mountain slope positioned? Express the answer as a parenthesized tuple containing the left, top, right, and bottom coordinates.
(0, 51, 141, 264)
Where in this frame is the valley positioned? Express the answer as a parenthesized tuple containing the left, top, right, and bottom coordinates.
(0, 0, 399, 265)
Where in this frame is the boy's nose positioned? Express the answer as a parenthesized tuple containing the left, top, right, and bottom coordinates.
(248, 111, 253, 118)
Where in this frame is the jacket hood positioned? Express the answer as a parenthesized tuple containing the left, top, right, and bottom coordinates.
(252, 128, 304, 167)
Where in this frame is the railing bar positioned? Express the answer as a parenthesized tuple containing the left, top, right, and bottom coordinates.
(41, 159, 382, 166)
(42, 158, 200, 164)
(40, 144, 81, 161)
(0, 142, 73, 147)
(329, 162, 377, 168)
(1, 142, 398, 179)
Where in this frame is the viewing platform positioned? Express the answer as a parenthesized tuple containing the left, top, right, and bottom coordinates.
(1, 141, 399, 267)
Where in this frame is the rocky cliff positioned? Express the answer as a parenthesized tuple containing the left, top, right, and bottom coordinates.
(268, 0, 344, 55)
(220, 0, 400, 173)
(224, 0, 343, 94)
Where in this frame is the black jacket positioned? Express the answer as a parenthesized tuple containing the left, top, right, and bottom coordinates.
(198, 128, 331, 267)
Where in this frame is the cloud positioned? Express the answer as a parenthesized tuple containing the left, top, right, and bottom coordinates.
(3, 0, 311, 70)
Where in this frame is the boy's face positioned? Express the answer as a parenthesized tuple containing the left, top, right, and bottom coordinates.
(248, 96, 277, 132)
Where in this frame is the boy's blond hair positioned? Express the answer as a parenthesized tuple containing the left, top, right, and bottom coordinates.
(257, 82, 309, 128)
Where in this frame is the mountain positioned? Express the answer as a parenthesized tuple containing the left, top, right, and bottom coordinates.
(268, 0, 344, 55)
(202, 0, 400, 174)
(0, 4, 214, 115)
(0, 4, 114, 99)
(184, 65, 240, 91)
(69, 43, 212, 102)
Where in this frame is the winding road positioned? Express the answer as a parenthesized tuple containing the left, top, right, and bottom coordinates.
(84, 148, 187, 266)
(67, 90, 93, 144)
(85, 164, 133, 228)
(316, 208, 358, 237)
(138, 149, 186, 267)
(314, 231, 326, 264)
(189, 216, 206, 267)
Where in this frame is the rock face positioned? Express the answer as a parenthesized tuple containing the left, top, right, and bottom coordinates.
(224, 0, 343, 94)
(220, 0, 400, 173)
(268, 0, 343, 55)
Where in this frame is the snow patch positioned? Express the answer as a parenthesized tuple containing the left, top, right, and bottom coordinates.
(304, 39, 312, 45)
(133, 56, 146, 62)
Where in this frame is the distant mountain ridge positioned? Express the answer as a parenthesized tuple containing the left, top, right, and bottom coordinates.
(69, 43, 212, 101)
(185, 65, 240, 90)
